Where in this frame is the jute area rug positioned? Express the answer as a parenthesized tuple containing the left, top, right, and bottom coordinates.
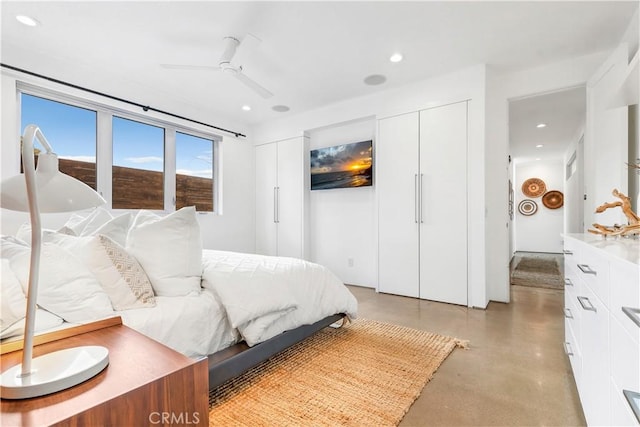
(209, 319, 466, 426)
(511, 256, 564, 290)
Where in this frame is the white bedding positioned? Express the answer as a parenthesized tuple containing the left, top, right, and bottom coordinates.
(2, 208, 358, 359)
(201, 250, 358, 346)
(119, 289, 239, 358)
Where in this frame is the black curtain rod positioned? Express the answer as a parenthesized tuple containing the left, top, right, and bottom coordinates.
(1, 63, 246, 139)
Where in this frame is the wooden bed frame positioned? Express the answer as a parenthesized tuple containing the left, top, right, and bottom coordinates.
(207, 313, 345, 389)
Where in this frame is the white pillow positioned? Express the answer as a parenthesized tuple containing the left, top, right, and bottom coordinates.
(1, 259, 27, 333)
(1, 308, 64, 340)
(126, 207, 202, 297)
(45, 232, 156, 311)
(90, 212, 133, 246)
(63, 207, 113, 236)
(15, 224, 69, 245)
(2, 239, 114, 323)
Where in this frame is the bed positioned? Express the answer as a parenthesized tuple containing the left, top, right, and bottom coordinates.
(0, 207, 358, 390)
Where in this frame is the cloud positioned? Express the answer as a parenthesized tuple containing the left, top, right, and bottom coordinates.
(310, 140, 372, 173)
(124, 156, 163, 164)
(59, 155, 96, 163)
(195, 154, 213, 163)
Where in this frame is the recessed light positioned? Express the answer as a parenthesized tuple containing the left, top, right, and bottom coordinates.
(242, 105, 251, 111)
(364, 74, 387, 86)
(16, 15, 39, 27)
(536, 123, 547, 128)
(389, 53, 403, 63)
(536, 144, 543, 148)
(272, 105, 290, 113)
(536, 158, 541, 161)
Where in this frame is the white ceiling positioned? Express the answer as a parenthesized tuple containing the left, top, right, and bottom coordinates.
(1, 1, 637, 145)
(509, 87, 586, 162)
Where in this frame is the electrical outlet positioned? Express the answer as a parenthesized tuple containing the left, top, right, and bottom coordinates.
(348, 258, 354, 267)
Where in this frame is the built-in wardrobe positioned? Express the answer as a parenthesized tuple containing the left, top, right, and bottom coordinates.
(255, 136, 309, 259)
(377, 101, 469, 305)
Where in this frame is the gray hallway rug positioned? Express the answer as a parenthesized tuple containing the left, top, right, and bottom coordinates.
(510, 257, 564, 290)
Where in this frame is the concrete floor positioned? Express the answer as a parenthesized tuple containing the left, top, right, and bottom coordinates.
(347, 284, 586, 426)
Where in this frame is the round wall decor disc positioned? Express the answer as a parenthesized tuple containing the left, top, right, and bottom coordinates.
(522, 178, 546, 198)
(518, 199, 538, 216)
(542, 190, 564, 209)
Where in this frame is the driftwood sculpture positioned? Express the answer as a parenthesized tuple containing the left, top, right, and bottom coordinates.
(588, 189, 640, 236)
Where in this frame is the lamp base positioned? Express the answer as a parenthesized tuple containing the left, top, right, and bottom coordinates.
(0, 346, 109, 399)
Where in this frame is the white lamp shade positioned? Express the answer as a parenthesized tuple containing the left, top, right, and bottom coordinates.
(0, 152, 105, 213)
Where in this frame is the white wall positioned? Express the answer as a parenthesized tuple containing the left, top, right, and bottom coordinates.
(0, 71, 256, 253)
(307, 118, 376, 288)
(563, 124, 586, 234)
(254, 64, 488, 308)
(513, 160, 564, 253)
(485, 66, 510, 303)
(585, 45, 630, 228)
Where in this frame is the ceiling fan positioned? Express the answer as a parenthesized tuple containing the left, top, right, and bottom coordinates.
(161, 34, 274, 99)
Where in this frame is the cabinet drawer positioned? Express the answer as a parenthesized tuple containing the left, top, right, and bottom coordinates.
(610, 316, 640, 400)
(611, 380, 640, 426)
(564, 270, 581, 304)
(577, 245, 610, 307)
(610, 260, 640, 341)
(577, 284, 611, 426)
(565, 292, 581, 352)
(564, 317, 582, 389)
(564, 242, 579, 285)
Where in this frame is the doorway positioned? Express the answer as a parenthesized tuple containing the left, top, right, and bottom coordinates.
(508, 86, 586, 258)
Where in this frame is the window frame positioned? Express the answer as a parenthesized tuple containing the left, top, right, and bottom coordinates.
(17, 83, 222, 214)
(175, 130, 216, 212)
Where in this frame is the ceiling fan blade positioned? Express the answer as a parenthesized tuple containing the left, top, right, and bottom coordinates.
(160, 64, 220, 71)
(232, 33, 261, 66)
(234, 71, 273, 99)
(219, 37, 239, 64)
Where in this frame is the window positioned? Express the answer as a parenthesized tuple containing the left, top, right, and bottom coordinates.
(112, 117, 165, 210)
(175, 132, 214, 211)
(20, 93, 97, 189)
(19, 86, 220, 213)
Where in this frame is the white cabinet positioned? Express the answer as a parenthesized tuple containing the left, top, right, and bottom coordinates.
(563, 234, 640, 426)
(255, 137, 308, 258)
(378, 101, 468, 305)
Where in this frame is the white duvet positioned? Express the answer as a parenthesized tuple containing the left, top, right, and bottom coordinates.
(5, 248, 358, 358)
(119, 289, 239, 358)
(201, 250, 358, 346)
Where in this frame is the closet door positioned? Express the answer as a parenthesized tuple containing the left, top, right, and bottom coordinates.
(255, 143, 278, 256)
(419, 101, 468, 305)
(377, 112, 420, 297)
(276, 137, 305, 258)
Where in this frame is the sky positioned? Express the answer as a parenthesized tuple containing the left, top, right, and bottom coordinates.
(21, 94, 213, 178)
(310, 140, 372, 175)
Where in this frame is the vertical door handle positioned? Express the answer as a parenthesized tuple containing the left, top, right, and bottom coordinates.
(414, 174, 418, 223)
(276, 187, 280, 224)
(273, 187, 278, 223)
(420, 173, 424, 224)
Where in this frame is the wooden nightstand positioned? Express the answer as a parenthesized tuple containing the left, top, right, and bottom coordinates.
(0, 317, 208, 426)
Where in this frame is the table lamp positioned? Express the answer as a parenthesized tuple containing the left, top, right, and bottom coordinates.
(0, 124, 108, 399)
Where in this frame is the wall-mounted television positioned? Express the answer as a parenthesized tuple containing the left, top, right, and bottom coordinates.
(310, 140, 373, 190)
